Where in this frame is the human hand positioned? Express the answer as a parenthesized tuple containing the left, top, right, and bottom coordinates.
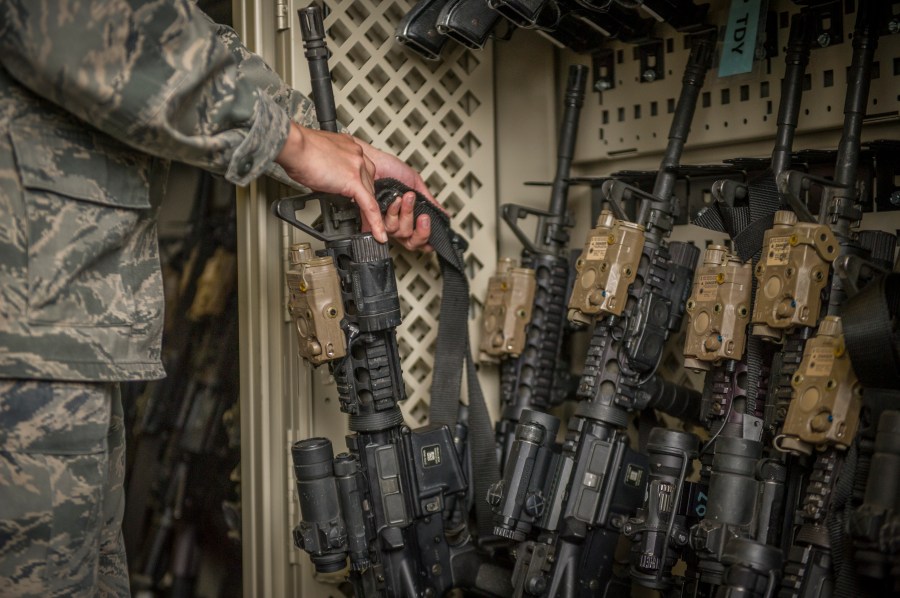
(355, 139, 446, 252)
(274, 123, 442, 249)
(383, 191, 433, 252)
(275, 123, 385, 241)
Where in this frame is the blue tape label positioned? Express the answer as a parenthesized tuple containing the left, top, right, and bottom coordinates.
(718, 0, 763, 77)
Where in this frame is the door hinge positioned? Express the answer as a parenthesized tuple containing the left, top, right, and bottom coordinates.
(276, 0, 290, 31)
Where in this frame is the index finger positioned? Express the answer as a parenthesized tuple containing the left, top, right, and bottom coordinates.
(351, 182, 387, 243)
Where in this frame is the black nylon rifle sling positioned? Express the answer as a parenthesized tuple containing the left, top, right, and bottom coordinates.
(842, 272, 900, 391)
(374, 178, 500, 541)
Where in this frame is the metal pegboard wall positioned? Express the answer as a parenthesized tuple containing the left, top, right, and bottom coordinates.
(295, 0, 498, 425)
(545, 0, 900, 404)
(568, 0, 900, 164)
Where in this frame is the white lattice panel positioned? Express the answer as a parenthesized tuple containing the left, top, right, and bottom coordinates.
(560, 0, 900, 166)
(291, 0, 497, 427)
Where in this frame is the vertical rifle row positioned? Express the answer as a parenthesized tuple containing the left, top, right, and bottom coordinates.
(481, 1, 900, 597)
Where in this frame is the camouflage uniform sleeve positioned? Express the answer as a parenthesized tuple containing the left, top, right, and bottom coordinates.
(210, 17, 352, 191)
(210, 18, 318, 191)
(0, 0, 290, 187)
(211, 18, 318, 130)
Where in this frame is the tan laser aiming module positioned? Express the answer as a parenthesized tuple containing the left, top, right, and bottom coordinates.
(479, 258, 536, 363)
(777, 316, 862, 456)
(286, 242, 347, 365)
(752, 211, 838, 342)
(189, 246, 237, 320)
(568, 210, 645, 327)
(683, 245, 753, 371)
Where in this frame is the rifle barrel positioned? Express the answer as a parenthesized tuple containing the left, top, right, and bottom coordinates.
(648, 31, 714, 214)
(299, 6, 338, 133)
(547, 65, 588, 222)
(772, 12, 812, 178)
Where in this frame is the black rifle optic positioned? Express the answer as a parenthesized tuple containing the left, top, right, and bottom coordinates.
(849, 409, 900, 589)
(481, 64, 587, 468)
(489, 407, 649, 598)
(277, 6, 509, 596)
(489, 29, 715, 598)
(488, 409, 564, 544)
(622, 427, 700, 590)
(717, 537, 783, 598)
(686, 436, 787, 596)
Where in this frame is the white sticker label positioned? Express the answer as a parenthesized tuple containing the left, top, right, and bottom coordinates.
(767, 236, 790, 266)
(804, 346, 835, 377)
(696, 274, 719, 301)
(588, 237, 608, 260)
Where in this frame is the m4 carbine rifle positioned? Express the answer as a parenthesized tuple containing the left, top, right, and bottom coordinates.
(479, 64, 587, 468)
(275, 6, 509, 596)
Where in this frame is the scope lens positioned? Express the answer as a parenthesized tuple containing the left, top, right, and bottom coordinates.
(292, 437, 335, 481)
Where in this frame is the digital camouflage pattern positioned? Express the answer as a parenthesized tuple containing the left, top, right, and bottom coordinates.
(0, 381, 129, 597)
(0, 1, 326, 595)
(0, 0, 317, 381)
